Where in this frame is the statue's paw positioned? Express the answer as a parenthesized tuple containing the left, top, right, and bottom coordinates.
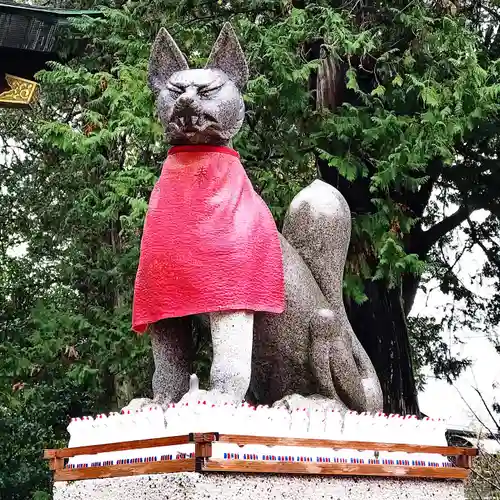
(177, 374, 243, 406)
(121, 397, 160, 413)
(178, 388, 209, 405)
(272, 394, 347, 413)
(362, 378, 383, 412)
(178, 388, 241, 406)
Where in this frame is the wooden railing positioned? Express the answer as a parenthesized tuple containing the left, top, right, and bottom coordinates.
(44, 432, 478, 482)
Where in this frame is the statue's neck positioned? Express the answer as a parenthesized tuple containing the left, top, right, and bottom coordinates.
(168, 144, 240, 158)
(170, 139, 231, 147)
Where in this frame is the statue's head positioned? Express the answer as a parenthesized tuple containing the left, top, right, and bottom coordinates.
(148, 23, 248, 146)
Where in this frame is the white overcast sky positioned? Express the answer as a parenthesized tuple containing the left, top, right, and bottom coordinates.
(413, 208, 500, 431)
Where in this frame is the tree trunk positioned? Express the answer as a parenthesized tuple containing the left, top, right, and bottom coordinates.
(317, 157, 420, 415)
(345, 281, 420, 415)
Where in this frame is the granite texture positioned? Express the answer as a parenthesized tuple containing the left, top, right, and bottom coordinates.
(251, 181, 382, 412)
(282, 180, 382, 411)
(205, 23, 249, 91)
(209, 311, 254, 402)
(148, 23, 247, 146)
(177, 312, 255, 405)
(53, 472, 465, 500)
(151, 318, 194, 405)
(125, 24, 382, 414)
(121, 318, 193, 412)
(148, 28, 189, 96)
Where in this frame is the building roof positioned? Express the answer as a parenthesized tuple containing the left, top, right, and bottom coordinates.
(0, 1, 100, 53)
(0, 1, 101, 105)
(0, 1, 100, 17)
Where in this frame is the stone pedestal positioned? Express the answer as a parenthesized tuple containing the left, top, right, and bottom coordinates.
(54, 472, 465, 500)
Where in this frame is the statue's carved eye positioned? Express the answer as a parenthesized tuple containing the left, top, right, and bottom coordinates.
(198, 85, 222, 99)
(166, 84, 183, 98)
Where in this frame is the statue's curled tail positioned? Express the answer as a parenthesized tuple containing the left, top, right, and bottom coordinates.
(282, 180, 383, 411)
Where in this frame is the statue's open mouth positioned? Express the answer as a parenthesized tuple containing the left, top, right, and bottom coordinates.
(171, 112, 220, 134)
(176, 115, 201, 128)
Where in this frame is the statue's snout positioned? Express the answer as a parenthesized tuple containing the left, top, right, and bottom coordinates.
(172, 91, 203, 129)
(174, 88, 200, 112)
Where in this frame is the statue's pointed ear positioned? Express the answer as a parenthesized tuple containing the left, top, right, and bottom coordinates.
(148, 28, 189, 94)
(205, 23, 248, 90)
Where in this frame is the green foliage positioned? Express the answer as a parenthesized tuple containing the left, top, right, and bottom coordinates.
(2, 0, 500, 497)
(408, 316, 472, 390)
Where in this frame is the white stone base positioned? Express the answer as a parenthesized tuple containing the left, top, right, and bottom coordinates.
(54, 472, 465, 500)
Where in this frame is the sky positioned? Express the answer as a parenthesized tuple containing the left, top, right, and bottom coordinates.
(412, 217, 500, 432)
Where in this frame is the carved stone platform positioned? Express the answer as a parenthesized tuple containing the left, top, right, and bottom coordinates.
(53, 471, 465, 500)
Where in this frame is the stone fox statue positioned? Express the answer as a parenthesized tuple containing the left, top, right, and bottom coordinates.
(129, 23, 383, 413)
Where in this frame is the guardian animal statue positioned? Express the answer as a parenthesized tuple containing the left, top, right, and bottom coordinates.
(128, 23, 383, 414)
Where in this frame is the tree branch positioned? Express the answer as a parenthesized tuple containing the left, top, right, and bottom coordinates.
(420, 205, 471, 253)
(402, 273, 420, 315)
(407, 159, 442, 217)
(471, 469, 500, 493)
(467, 217, 500, 271)
(480, 3, 500, 24)
(409, 176, 435, 217)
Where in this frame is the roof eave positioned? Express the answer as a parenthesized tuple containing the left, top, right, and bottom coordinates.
(0, 2, 101, 17)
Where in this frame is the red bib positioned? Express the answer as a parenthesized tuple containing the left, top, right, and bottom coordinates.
(132, 145, 285, 333)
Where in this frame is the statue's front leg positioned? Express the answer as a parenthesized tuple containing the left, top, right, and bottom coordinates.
(209, 311, 253, 402)
(151, 317, 194, 405)
(121, 317, 193, 412)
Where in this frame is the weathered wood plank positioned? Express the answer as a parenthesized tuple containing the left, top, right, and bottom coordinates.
(53, 458, 195, 482)
(202, 459, 470, 480)
(216, 434, 478, 456)
(44, 433, 477, 460)
(44, 434, 192, 459)
(48, 457, 64, 471)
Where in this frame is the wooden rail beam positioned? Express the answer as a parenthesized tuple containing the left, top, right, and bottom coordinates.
(43, 432, 477, 483)
(216, 434, 479, 456)
(44, 434, 192, 460)
(53, 458, 195, 482)
(202, 459, 470, 480)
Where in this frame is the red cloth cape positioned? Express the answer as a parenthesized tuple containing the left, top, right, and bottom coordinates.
(132, 145, 285, 333)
